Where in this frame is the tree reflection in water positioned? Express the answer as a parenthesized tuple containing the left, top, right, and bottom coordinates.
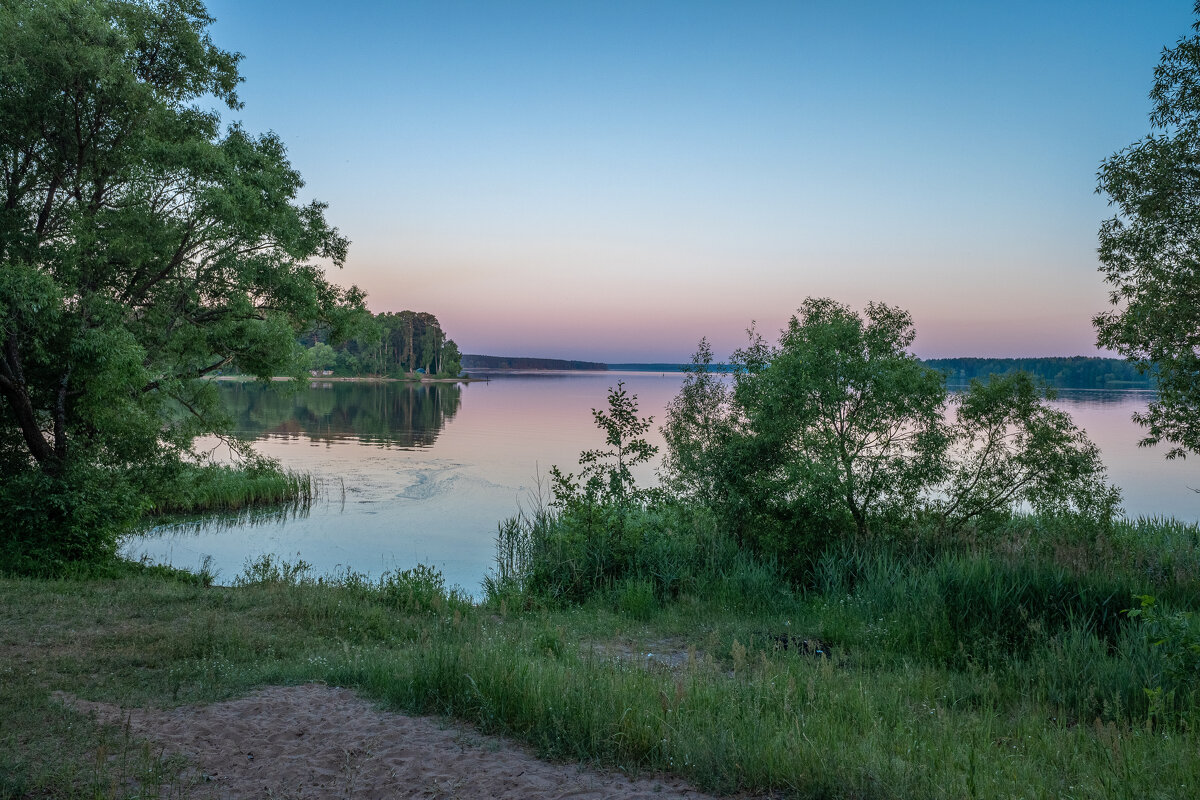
(220, 381, 463, 449)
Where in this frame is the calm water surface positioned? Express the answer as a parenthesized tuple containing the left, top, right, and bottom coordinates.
(123, 373, 1198, 593)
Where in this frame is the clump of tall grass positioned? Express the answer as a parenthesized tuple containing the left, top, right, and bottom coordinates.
(341, 563, 473, 615)
(484, 500, 788, 613)
(950, 514, 1200, 599)
(144, 460, 313, 515)
(815, 542, 1132, 659)
(233, 553, 318, 586)
(234, 554, 472, 616)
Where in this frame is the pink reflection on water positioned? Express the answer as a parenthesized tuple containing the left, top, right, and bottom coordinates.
(125, 376, 1197, 591)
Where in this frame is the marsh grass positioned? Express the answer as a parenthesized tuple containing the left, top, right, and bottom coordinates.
(491, 505, 1200, 731)
(3, 530, 1200, 799)
(144, 461, 314, 516)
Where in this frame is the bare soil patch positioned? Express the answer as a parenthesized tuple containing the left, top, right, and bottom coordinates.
(61, 683, 722, 799)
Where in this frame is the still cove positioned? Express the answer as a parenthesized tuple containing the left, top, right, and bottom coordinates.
(123, 372, 1198, 594)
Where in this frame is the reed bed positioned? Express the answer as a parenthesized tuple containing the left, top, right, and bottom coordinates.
(144, 462, 314, 515)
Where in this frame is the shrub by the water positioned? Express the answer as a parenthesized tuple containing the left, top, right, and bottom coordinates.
(0, 456, 314, 577)
(0, 461, 142, 575)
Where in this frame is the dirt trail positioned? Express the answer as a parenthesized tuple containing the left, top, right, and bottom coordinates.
(64, 683, 722, 799)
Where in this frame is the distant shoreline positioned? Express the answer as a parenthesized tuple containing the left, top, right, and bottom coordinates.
(208, 354, 1157, 391)
(210, 375, 486, 384)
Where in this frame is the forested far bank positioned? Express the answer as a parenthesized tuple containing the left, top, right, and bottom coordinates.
(462, 355, 608, 371)
(924, 356, 1153, 389)
(612, 357, 1155, 388)
(287, 347, 1154, 388)
(301, 311, 463, 378)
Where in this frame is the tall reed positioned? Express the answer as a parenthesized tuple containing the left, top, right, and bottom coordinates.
(144, 462, 314, 515)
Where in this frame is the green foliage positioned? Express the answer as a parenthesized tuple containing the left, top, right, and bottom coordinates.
(304, 310, 463, 377)
(663, 300, 950, 569)
(0, 0, 363, 566)
(305, 342, 339, 372)
(1126, 594, 1200, 726)
(660, 337, 733, 508)
(937, 373, 1121, 531)
(663, 298, 1119, 574)
(1094, 1, 1200, 457)
(0, 461, 142, 575)
(551, 381, 659, 507)
(741, 299, 949, 537)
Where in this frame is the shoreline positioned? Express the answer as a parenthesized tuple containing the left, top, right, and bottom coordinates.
(210, 374, 488, 384)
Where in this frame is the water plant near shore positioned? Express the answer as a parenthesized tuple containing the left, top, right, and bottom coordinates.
(143, 460, 314, 516)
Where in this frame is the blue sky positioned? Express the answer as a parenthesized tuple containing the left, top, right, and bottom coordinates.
(204, 0, 1194, 361)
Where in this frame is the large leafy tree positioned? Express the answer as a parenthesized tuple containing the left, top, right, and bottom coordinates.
(663, 299, 1117, 570)
(731, 299, 950, 539)
(0, 0, 362, 562)
(1095, 1, 1200, 458)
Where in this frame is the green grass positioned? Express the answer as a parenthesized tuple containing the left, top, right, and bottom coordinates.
(143, 461, 314, 516)
(3, 528, 1200, 799)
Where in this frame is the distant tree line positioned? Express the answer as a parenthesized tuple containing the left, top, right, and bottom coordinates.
(302, 311, 462, 378)
(461, 355, 608, 371)
(453, 356, 1153, 387)
(923, 357, 1153, 389)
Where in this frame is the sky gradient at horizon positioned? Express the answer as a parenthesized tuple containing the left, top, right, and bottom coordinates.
(204, 1, 1192, 362)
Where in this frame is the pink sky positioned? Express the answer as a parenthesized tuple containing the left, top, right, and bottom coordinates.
(204, 0, 1184, 363)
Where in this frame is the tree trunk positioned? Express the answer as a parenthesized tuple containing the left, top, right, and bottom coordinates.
(0, 335, 58, 469)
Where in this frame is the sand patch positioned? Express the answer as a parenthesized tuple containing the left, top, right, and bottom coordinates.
(61, 683, 723, 799)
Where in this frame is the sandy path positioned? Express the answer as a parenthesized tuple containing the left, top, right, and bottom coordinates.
(65, 683, 724, 799)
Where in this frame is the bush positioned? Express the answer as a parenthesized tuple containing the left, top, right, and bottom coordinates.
(1126, 594, 1200, 727)
(661, 300, 1120, 575)
(0, 462, 143, 575)
(378, 564, 466, 614)
(486, 382, 765, 606)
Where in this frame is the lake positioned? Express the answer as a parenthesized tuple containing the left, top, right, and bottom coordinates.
(122, 372, 1199, 594)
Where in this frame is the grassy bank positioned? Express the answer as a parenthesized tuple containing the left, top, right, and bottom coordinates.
(4, 511, 1200, 799)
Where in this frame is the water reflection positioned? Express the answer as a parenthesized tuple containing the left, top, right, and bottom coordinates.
(137, 500, 318, 539)
(221, 380, 462, 448)
(948, 382, 1157, 406)
(124, 375, 1197, 592)
(1047, 388, 1197, 519)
